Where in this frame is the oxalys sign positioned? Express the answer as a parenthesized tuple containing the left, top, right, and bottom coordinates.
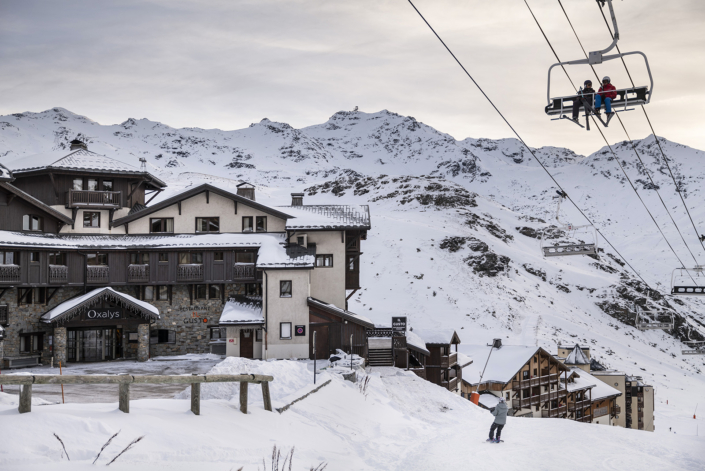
(84, 308, 122, 320)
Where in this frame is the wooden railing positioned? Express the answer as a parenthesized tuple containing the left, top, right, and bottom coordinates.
(569, 399, 592, 411)
(410, 368, 426, 380)
(87, 266, 109, 284)
(540, 405, 567, 418)
(0, 373, 274, 415)
(178, 264, 204, 282)
(512, 373, 560, 390)
(66, 190, 122, 208)
(612, 404, 621, 415)
(128, 264, 150, 283)
(443, 377, 458, 391)
(0, 265, 20, 283)
(49, 265, 68, 284)
(233, 263, 255, 280)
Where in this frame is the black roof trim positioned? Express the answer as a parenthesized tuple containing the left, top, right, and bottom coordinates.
(0, 182, 73, 225)
(307, 297, 375, 329)
(112, 183, 294, 226)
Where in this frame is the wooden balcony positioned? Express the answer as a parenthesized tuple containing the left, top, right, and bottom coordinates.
(569, 399, 591, 411)
(512, 373, 559, 390)
(49, 265, 68, 284)
(442, 377, 458, 391)
(540, 405, 567, 418)
(66, 189, 122, 209)
(440, 352, 458, 368)
(178, 264, 204, 282)
(410, 368, 426, 380)
(87, 266, 109, 284)
(233, 263, 255, 280)
(577, 415, 592, 423)
(128, 264, 150, 283)
(0, 265, 20, 284)
(612, 405, 621, 416)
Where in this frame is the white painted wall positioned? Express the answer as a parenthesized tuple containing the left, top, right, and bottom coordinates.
(262, 268, 311, 359)
(126, 192, 286, 234)
(293, 230, 347, 309)
(225, 326, 263, 359)
(54, 206, 129, 234)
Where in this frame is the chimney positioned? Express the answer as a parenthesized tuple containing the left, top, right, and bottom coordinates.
(291, 193, 304, 206)
(236, 182, 256, 201)
(492, 338, 502, 349)
(70, 138, 87, 151)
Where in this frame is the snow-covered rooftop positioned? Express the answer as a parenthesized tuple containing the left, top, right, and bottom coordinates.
(0, 231, 314, 268)
(565, 344, 590, 365)
(406, 330, 431, 356)
(41, 287, 159, 324)
(0, 163, 12, 181)
(460, 344, 550, 385)
(281, 205, 371, 230)
(412, 328, 459, 345)
(5, 149, 140, 174)
(219, 299, 264, 325)
(307, 298, 375, 328)
(564, 368, 622, 401)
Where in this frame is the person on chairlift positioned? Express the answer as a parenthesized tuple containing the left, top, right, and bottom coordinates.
(595, 76, 617, 116)
(572, 80, 596, 122)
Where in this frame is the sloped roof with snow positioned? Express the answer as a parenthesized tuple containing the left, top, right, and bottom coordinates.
(0, 163, 12, 181)
(460, 344, 569, 385)
(564, 368, 622, 401)
(406, 330, 431, 356)
(565, 344, 590, 365)
(412, 328, 460, 345)
(281, 205, 371, 230)
(307, 297, 375, 328)
(41, 287, 159, 324)
(219, 299, 264, 325)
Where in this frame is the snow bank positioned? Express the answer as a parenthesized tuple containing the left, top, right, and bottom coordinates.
(0, 391, 53, 406)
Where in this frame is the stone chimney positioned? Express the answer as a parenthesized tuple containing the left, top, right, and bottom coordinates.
(291, 193, 304, 206)
(492, 338, 502, 349)
(236, 182, 256, 201)
(70, 139, 87, 151)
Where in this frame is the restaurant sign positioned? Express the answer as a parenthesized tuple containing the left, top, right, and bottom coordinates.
(392, 317, 407, 336)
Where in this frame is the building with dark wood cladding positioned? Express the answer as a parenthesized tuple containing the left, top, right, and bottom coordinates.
(412, 329, 462, 393)
(0, 140, 371, 367)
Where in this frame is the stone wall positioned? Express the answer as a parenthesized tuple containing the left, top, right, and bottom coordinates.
(54, 327, 67, 365)
(137, 324, 149, 362)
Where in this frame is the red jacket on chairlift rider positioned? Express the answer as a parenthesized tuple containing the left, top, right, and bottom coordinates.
(595, 76, 617, 114)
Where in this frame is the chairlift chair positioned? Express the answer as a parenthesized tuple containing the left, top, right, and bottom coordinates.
(682, 326, 705, 355)
(541, 191, 598, 257)
(670, 266, 705, 295)
(634, 304, 674, 332)
(544, 0, 654, 130)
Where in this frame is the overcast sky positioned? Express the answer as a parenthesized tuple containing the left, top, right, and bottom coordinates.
(1, 0, 704, 155)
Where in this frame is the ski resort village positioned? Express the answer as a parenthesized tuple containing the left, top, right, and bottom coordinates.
(1, 1, 705, 470)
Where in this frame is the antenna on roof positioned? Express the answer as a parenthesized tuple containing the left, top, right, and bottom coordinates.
(139, 157, 147, 171)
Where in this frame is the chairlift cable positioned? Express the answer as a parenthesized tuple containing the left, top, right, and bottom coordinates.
(523, 0, 697, 284)
(406, 0, 654, 291)
(554, 0, 700, 267)
(596, 3, 705, 256)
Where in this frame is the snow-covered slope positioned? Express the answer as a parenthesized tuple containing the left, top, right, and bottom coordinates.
(1, 108, 704, 437)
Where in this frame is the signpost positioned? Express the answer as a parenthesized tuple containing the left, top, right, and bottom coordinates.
(313, 331, 317, 385)
(392, 317, 407, 335)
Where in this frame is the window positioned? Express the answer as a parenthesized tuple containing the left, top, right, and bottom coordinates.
(143, 285, 154, 301)
(20, 333, 43, 353)
(30, 252, 40, 263)
(19, 288, 45, 306)
(195, 284, 207, 300)
(209, 284, 221, 299)
(536, 405, 540, 412)
(280, 322, 292, 339)
(158, 253, 169, 262)
(551, 400, 558, 409)
(242, 216, 253, 233)
(130, 252, 149, 264)
(196, 217, 219, 233)
(297, 236, 305, 246)
(522, 371, 530, 380)
(157, 285, 169, 301)
(22, 215, 43, 232)
(0, 251, 18, 265)
(280, 280, 292, 298)
(87, 179, 98, 191)
(210, 327, 225, 340)
(150, 218, 174, 233)
(256, 329, 262, 341)
(213, 252, 224, 262)
(506, 392, 510, 400)
(86, 253, 108, 265)
(533, 368, 538, 376)
(236, 252, 254, 263)
(83, 211, 100, 228)
(522, 389, 530, 399)
(48, 252, 66, 265)
(179, 252, 203, 264)
(256, 216, 267, 232)
(102, 180, 113, 191)
(315, 255, 333, 267)
(73, 178, 83, 191)
(150, 329, 175, 344)
(231, 283, 261, 297)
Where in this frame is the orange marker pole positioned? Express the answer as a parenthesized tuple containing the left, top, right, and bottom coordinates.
(59, 361, 65, 404)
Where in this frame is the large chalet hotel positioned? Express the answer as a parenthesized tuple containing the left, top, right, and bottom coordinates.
(0, 140, 371, 367)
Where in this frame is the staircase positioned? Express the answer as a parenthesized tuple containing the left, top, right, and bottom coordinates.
(367, 348, 394, 367)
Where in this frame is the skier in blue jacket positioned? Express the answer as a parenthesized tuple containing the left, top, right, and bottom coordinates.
(488, 397, 508, 443)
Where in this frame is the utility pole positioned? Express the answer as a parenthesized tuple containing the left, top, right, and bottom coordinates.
(313, 331, 317, 385)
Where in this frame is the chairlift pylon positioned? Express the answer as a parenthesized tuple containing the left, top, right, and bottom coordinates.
(544, 0, 654, 130)
(670, 266, 705, 295)
(541, 191, 598, 257)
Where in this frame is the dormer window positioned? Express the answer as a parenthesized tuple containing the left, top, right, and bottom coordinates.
(196, 217, 219, 233)
(83, 211, 100, 228)
(22, 215, 43, 232)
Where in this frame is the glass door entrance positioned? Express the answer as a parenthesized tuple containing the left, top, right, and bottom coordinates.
(67, 328, 117, 362)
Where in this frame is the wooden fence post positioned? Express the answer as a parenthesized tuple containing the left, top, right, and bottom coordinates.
(119, 382, 130, 413)
(191, 382, 201, 416)
(261, 381, 272, 412)
(239, 382, 248, 414)
(19, 384, 32, 414)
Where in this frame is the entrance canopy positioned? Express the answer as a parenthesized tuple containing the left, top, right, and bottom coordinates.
(41, 287, 160, 325)
(219, 297, 264, 326)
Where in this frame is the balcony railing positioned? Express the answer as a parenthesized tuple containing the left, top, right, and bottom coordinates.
(440, 352, 458, 369)
(569, 399, 591, 411)
(49, 265, 68, 284)
(178, 264, 204, 282)
(0, 265, 20, 284)
(128, 264, 150, 283)
(66, 189, 122, 209)
(540, 405, 567, 418)
(443, 377, 458, 391)
(512, 373, 560, 390)
(612, 405, 621, 416)
(233, 263, 255, 280)
(87, 266, 109, 284)
(410, 368, 426, 380)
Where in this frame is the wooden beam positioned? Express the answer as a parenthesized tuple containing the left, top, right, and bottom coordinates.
(233, 200, 237, 214)
(71, 208, 78, 228)
(346, 288, 359, 301)
(145, 189, 162, 205)
(191, 382, 201, 415)
(127, 180, 144, 203)
(19, 385, 32, 414)
(240, 382, 248, 414)
(262, 381, 272, 412)
(206, 190, 209, 204)
(7, 194, 16, 206)
(108, 209, 115, 228)
(0, 288, 7, 301)
(45, 287, 60, 306)
(177, 201, 181, 215)
(119, 382, 130, 413)
(48, 173, 60, 200)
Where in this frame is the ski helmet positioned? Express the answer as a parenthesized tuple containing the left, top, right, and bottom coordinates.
(602, 76, 611, 83)
(498, 397, 506, 403)
(584, 80, 592, 86)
